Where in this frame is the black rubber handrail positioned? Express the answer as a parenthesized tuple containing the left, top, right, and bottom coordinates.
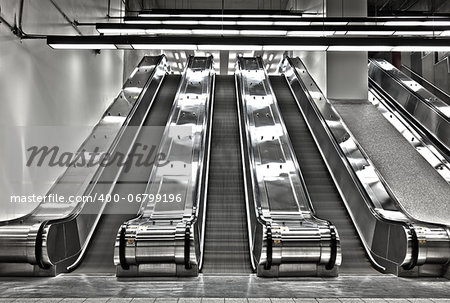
(264, 223, 273, 270)
(119, 226, 130, 270)
(35, 221, 50, 270)
(326, 225, 338, 270)
(184, 222, 192, 270)
(403, 225, 419, 270)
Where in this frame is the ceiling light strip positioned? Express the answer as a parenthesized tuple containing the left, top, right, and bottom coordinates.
(47, 36, 450, 51)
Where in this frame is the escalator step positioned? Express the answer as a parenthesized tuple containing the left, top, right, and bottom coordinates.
(202, 75, 252, 274)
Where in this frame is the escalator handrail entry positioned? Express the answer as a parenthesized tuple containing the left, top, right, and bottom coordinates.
(402, 224, 419, 270)
(326, 226, 338, 270)
(184, 221, 192, 270)
(119, 226, 130, 270)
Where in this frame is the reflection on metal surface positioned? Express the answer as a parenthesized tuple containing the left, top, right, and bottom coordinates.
(281, 57, 450, 276)
(114, 56, 214, 277)
(369, 59, 450, 155)
(0, 55, 168, 276)
(368, 88, 450, 184)
(236, 57, 340, 277)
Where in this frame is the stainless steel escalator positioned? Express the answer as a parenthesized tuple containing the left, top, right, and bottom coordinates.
(368, 59, 450, 156)
(71, 74, 180, 274)
(282, 57, 450, 277)
(401, 64, 450, 106)
(235, 57, 340, 277)
(114, 56, 214, 277)
(0, 55, 169, 276)
(270, 75, 377, 275)
(113, 57, 341, 277)
(201, 75, 252, 274)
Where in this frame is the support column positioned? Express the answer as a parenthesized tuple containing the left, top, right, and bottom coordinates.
(326, 0, 368, 100)
(219, 51, 230, 75)
(293, 0, 368, 101)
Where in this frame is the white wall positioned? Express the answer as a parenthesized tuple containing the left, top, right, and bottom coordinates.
(0, 0, 124, 220)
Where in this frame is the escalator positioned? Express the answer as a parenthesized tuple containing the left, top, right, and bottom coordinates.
(368, 59, 450, 156)
(114, 56, 214, 277)
(73, 75, 180, 274)
(201, 75, 252, 274)
(270, 76, 377, 275)
(0, 55, 169, 276)
(281, 56, 450, 277)
(401, 64, 450, 106)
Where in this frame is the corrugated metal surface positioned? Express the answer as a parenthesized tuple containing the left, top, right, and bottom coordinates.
(202, 75, 252, 274)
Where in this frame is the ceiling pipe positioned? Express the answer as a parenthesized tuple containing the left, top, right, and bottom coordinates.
(0, 0, 45, 39)
(48, 0, 83, 35)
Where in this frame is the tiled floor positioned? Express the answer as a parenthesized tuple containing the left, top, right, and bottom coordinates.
(0, 275, 449, 300)
(0, 299, 449, 303)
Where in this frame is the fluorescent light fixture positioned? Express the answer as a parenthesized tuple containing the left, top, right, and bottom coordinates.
(263, 45, 328, 51)
(97, 28, 147, 35)
(98, 26, 447, 38)
(162, 20, 199, 25)
(198, 20, 237, 25)
(138, 14, 172, 18)
(287, 31, 335, 36)
(146, 29, 193, 35)
(273, 21, 311, 26)
(49, 43, 450, 52)
(346, 31, 395, 35)
(178, 14, 209, 18)
(348, 22, 380, 26)
(242, 14, 300, 19)
(241, 14, 273, 19)
(236, 21, 274, 26)
(138, 13, 303, 19)
(311, 22, 348, 26)
(327, 45, 393, 51)
(49, 44, 117, 49)
(209, 14, 240, 18)
(384, 21, 450, 26)
(192, 29, 240, 35)
(197, 45, 263, 51)
(393, 46, 450, 52)
(132, 44, 198, 50)
(240, 30, 287, 36)
(125, 20, 162, 24)
(393, 31, 440, 36)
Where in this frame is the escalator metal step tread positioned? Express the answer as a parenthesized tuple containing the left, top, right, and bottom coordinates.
(74, 75, 180, 274)
(270, 75, 378, 275)
(202, 75, 252, 274)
